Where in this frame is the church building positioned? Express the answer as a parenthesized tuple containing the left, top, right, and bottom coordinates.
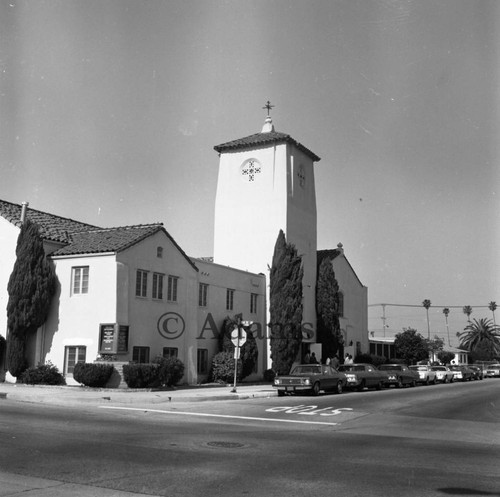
(0, 107, 368, 384)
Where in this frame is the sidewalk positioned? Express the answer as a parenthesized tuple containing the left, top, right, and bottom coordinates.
(0, 382, 277, 408)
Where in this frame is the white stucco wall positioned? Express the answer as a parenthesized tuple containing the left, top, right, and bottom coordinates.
(332, 255, 369, 357)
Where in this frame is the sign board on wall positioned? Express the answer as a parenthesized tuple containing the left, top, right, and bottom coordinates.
(99, 324, 129, 354)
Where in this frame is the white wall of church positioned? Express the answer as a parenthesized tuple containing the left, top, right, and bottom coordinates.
(0, 218, 19, 340)
(332, 256, 369, 358)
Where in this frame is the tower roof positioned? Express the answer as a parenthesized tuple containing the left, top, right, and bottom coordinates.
(214, 124, 321, 162)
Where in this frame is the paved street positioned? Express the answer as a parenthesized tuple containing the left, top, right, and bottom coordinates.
(1, 380, 499, 496)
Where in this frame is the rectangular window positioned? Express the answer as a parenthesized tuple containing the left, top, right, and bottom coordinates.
(199, 283, 208, 307)
(163, 347, 178, 358)
(64, 346, 86, 375)
(167, 275, 178, 302)
(250, 293, 258, 314)
(136, 270, 148, 297)
(72, 266, 89, 295)
(152, 273, 164, 300)
(197, 349, 208, 375)
(132, 346, 150, 363)
(226, 289, 234, 311)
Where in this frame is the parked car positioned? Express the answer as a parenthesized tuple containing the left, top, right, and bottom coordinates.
(468, 365, 484, 380)
(337, 363, 389, 391)
(273, 364, 347, 396)
(485, 364, 500, 378)
(431, 365, 455, 383)
(378, 364, 419, 388)
(409, 365, 437, 385)
(449, 365, 474, 381)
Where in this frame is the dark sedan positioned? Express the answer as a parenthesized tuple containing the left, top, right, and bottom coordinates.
(273, 364, 347, 396)
(337, 363, 389, 391)
(449, 365, 474, 381)
(378, 364, 419, 388)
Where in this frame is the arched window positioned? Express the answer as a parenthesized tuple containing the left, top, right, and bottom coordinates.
(338, 292, 344, 317)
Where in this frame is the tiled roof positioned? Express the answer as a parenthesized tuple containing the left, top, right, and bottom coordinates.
(51, 224, 165, 256)
(214, 131, 321, 162)
(0, 199, 198, 271)
(0, 199, 100, 243)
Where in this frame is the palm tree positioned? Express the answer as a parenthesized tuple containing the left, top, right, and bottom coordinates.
(463, 305, 472, 323)
(488, 301, 497, 326)
(422, 299, 431, 339)
(443, 308, 450, 346)
(457, 318, 500, 356)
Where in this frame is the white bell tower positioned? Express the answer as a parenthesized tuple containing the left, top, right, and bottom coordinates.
(213, 103, 320, 337)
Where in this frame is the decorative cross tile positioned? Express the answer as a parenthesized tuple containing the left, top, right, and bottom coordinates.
(241, 160, 261, 182)
(298, 165, 306, 187)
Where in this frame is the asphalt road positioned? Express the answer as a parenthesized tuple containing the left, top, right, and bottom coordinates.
(1, 380, 499, 497)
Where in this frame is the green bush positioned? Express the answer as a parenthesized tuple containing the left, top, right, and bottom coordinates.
(354, 353, 386, 367)
(154, 356, 185, 387)
(122, 363, 160, 388)
(73, 362, 115, 388)
(19, 362, 66, 385)
(210, 351, 242, 384)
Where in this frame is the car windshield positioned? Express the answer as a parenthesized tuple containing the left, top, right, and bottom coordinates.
(432, 367, 445, 371)
(379, 365, 401, 371)
(290, 365, 321, 375)
(410, 366, 427, 371)
(450, 366, 462, 370)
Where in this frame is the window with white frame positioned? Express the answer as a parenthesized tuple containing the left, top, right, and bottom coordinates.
(72, 266, 89, 295)
(226, 289, 234, 311)
(167, 275, 178, 302)
(199, 283, 208, 307)
(133, 346, 150, 363)
(152, 273, 164, 300)
(197, 349, 208, 375)
(136, 270, 148, 298)
(163, 347, 178, 358)
(64, 346, 86, 374)
(250, 293, 258, 314)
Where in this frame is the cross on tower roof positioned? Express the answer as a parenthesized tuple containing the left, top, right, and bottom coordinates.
(262, 100, 274, 117)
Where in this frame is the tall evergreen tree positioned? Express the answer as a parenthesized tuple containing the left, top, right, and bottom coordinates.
(316, 256, 342, 362)
(6, 219, 57, 376)
(269, 230, 303, 375)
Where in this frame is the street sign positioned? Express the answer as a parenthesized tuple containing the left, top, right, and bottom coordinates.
(231, 327, 247, 347)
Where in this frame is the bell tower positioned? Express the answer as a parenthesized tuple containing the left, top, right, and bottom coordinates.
(213, 103, 320, 337)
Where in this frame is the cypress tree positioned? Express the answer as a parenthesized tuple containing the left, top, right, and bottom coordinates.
(6, 219, 57, 376)
(316, 256, 342, 362)
(269, 230, 303, 375)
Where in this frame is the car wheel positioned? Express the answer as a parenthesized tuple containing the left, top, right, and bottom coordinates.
(357, 380, 365, 392)
(411, 380, 417, 387)
(396, 378, 403, 388)
(277, 390, 285, 397)
(432, 377, 437, 385)
(312, 382, 320, 396)
(425, 377, 430, 386)
(335, 380, 343, 394)
(376, 381, 383, 391)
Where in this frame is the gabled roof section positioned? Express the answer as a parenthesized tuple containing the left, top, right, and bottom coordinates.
(214, 131, 321, 162)
(0, 199, 100, 243)
(51, 224, 199, 272)
(317, 248, 365, 288)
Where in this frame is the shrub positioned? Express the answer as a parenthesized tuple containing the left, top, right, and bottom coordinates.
(210, 351, 242, 384)
(263, 368, 276, 382)
(73, 362, 115, 388)
(353, 353, 386, 367)
(19, 362, 66, 385)
(122, 363, 160, 388)
(154, 356, 185, 387)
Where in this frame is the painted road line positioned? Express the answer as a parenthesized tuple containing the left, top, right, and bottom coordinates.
(98, 406, 340, 426)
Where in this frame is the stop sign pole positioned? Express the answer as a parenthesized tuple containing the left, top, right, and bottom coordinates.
(230, 318, 250, 393)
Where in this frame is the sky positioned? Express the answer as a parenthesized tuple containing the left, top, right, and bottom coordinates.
(1, 0, 499, 346)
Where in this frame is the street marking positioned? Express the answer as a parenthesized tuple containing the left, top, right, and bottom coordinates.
(266, 405, 353, 416)
(98, 406, 340, 426)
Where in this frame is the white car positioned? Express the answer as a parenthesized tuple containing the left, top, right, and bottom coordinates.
(431, 365, 455, 383)
(485, 364, 500, 378)
(409, 365, 437, 385)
